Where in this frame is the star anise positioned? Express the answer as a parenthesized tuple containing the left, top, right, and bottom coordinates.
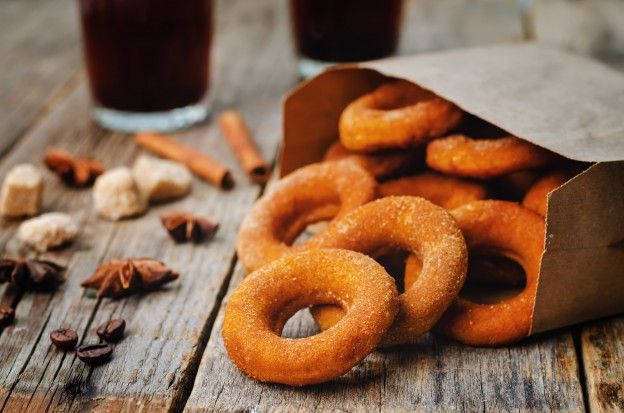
(81, 258, 179, 298)
(0, 258, 65, 290)
(43, 148, 105, 187)
(160, 212, 219, 243)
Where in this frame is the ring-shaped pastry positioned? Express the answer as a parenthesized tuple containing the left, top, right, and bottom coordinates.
(222, 248, 399, 386)
(339, 80, 463, 152)
(309, 196, 468, 346)
(434, 200, 545, 346)
(236, 159, 377, 272)
(426, 135, 558, 179)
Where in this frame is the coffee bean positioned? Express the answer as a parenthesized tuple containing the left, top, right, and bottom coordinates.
(0, 306, 15, 327)
(50, 328, 78, 350)
(76, 343, 112, 365)
(96, 319, 125, 342)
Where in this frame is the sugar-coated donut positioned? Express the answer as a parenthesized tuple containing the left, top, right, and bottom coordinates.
(339, 80, 463, 152)
(236, 159, 377, 272)
(434, 200, 545, 346)
(426, 135, 559, 179)
(380, 172, 487, 209)
(323, 141, 419, 179)
(309, 196, 468, 346)
(222, 248, 399, 386)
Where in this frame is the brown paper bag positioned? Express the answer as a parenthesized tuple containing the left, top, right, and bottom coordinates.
(280, 43, 624, 334)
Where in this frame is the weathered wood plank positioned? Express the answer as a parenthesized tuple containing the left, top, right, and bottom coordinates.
(581, 316, 624, 412)
(185, 265, 585, 412)
(0, 0, 296, 411)
(0, 0, 80, 156)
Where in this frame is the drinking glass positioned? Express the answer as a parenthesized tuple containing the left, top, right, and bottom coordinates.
(78, 0, 213, 132)
(289, 0, 403, 78)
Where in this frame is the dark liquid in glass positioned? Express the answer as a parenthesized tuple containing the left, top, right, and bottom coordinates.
(79, 0, 212, 113)
(290, 0, 403, 63)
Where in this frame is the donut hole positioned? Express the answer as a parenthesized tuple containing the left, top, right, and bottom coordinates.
(373, 83, 436, 111)
(371, 247, 413, 293)
(280, 202, 341, 246)
(281, 308, 322, 339)
(274, 293, 346, 339)
(292, 220, 331, 246)
(459, 252, 526, 304)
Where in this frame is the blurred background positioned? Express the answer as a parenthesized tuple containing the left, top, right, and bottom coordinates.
(2, 0, 624, 137)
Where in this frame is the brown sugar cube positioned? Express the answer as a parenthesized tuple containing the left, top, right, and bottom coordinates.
(132, 155, 192, 202)
(18, 212, 79, 252)
(0, 164, 44, 218)
(93, 167, 147, 221)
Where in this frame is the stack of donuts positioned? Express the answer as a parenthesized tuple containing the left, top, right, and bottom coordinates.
(223, 79, 584, 386)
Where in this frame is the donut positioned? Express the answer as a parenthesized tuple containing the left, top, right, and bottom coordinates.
(236, 159, 377, 272)
(434, 200, 545, 346)
(426, 135, 559, 179)
(339, 80, 463, 152)
(380, 172, 487, 209)
(222, 248, 399, 386)
(522, 170, 574, 216)
(309, 196, 468, 346)
(323, 141, 419, 179)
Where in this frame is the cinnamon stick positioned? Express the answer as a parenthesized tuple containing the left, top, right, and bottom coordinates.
(134, 132, 234, 189)
(218, 110, 271, 183)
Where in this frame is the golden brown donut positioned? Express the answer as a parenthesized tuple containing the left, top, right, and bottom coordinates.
(339, 80, 463, 152)
(434, 200, 545, 346)
(522, 170, 573, 216)
(236, 159, 377, 271)
(236, 159, 377, 272)
(222, 248, 399, 386)
(380, 172, 487, 209)
(309, 196, 468, 346)
(426, 135, 559, 179)
(323, 141, 419, 179)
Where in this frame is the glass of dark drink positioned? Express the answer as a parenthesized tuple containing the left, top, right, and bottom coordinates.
(78, 0, 213, 132)
(289, 0, 403, 78)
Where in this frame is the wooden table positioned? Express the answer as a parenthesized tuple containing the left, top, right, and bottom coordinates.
(0, 0, 622, 411)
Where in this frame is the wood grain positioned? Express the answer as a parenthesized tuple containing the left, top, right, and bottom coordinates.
(581, 317, 624, 412)
(0, 0, 296, 411)
(185, 265, 584, 412)
(0, 0, 81, 157)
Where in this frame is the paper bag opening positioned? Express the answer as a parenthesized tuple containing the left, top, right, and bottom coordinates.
(280, 43, 624, 334)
